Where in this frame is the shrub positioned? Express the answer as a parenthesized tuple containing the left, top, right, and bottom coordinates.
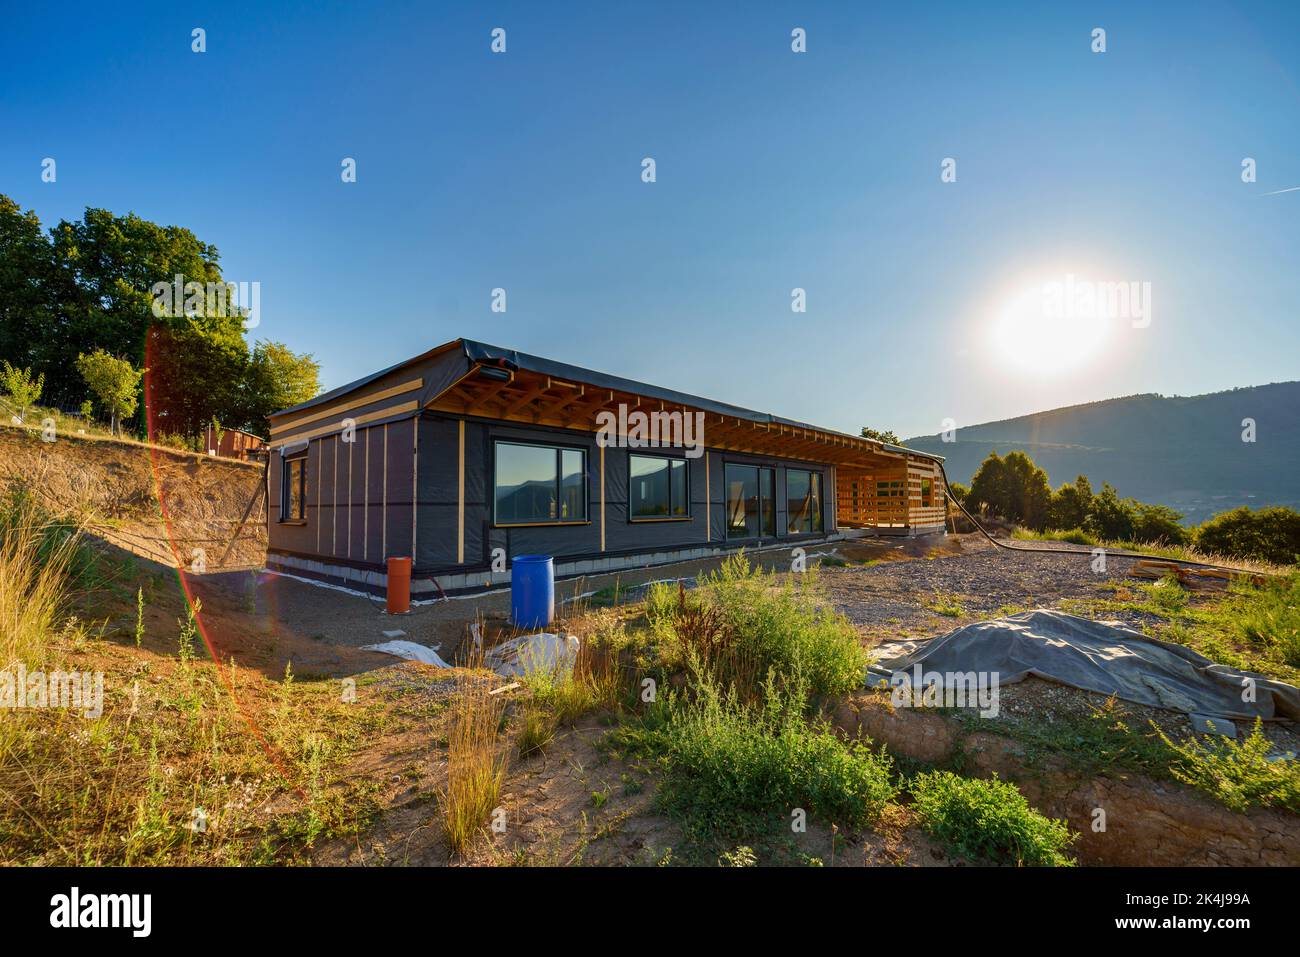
(648, 553, 869, 701)
(909, 771, 1076, 866)
(1155, 719, 1300, 813)
(1130, 502, 1191, 546)
(636, 677, 898, 841)
(1195, 506, 1300, 567)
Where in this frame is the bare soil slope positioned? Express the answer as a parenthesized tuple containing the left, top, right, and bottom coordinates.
(0, 423, 267, 569)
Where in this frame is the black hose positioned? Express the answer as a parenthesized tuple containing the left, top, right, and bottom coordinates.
(935, 461, 1271, 578)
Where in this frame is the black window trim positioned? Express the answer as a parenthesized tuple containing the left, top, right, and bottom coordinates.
(723, 461, 776, 541)
(492, 438, 590, 528)
(627, 451, 692, 523)
(785, 467, 826, 536)
(279, 452, 307, 524)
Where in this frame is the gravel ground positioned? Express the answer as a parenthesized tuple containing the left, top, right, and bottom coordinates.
(818, 534, 1149, 642)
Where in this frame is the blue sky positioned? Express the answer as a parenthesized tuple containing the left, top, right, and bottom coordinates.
(3, 0, 1297, 439)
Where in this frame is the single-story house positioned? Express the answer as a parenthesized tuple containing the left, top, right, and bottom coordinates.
(264, 338, 947, 596)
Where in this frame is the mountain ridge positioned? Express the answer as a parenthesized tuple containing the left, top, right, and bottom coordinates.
(904, 381, 1300, 523)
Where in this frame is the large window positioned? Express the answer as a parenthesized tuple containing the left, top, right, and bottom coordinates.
(786, 469, 824, 534)
(280, 455, 306, 522)
(494, 441, 587, 525)
(630, 454, 689, 520)
(725, 464, 775, 539)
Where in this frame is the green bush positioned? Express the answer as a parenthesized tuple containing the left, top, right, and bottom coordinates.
(1156, 719, 1300, 813)
(1195, 506, 1300, 566)
(647, 552, 869, 700)
(626, 677, 898, 841)
(1131, 502, 1191, 546)
(909, 771, 1076, 866)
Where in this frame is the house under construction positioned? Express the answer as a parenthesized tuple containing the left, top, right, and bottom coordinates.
(264, 339, 946, 595)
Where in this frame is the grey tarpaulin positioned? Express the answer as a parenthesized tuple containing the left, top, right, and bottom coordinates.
(868, 609, 1300, 721)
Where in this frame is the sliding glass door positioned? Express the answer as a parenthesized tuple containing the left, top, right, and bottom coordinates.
(725, 464, 775, 540)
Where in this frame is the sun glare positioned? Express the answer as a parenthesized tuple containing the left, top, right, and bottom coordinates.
(991, 281, 1112, 374)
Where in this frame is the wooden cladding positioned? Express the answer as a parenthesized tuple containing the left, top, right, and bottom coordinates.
(426, 366, 907, 469)
(835, 459, 946, 531)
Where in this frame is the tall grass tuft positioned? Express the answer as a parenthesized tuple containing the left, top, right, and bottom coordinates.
(442, 673, 508, 856)
(0, 486, 80, 669)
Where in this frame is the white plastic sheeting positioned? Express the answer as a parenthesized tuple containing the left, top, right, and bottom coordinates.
(485, 633, 580, 678)
(360, 640, 452, 668)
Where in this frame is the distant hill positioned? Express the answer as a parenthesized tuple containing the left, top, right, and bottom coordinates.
(905, 382, 1300, 524)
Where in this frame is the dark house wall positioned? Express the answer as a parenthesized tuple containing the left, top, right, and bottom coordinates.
(272, 410, 837, 573)
(412, 412, 834, 575)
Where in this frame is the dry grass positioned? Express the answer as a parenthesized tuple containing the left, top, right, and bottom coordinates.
(441, 671, 508, 856)
(0, 490, 80, 669)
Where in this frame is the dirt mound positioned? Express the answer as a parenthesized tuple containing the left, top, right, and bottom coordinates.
(0, 424, 267, 570)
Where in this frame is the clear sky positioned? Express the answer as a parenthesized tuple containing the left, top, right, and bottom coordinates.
(3, 1, 1297, 439)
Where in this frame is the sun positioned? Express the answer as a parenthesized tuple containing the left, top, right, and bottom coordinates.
(990, 280, 1112, 374)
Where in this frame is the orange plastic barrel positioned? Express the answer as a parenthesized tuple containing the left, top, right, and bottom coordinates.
(386, 556, 412, 614)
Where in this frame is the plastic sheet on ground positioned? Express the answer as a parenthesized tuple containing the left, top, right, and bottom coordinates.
(360, 640, 452, 668)
(868, 609, 1300, 721)
(485, 633, 580, 678)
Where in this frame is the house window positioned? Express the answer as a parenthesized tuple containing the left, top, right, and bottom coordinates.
(630, 454, 689, 520)
(725, 464, 775, 539)
(921, 478, 933, 507)
(494, 441, 588, 525)
(280, 455, 306, 522)
(786, 469, 824, 534)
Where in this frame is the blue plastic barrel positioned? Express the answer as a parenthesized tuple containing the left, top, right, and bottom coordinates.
(511, 555, 554, 630)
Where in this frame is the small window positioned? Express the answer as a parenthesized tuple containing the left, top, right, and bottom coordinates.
(630, 454, 689, 520)
(494, 441, 588, 525)
(921, 478, 933, 507)
(280, 455, 306, 522)
(786, 469, 824, 534)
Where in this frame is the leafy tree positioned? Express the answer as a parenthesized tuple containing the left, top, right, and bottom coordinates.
(1196, 506, 1300, 566)
(1049, 475, 1094, 530)
(1130, 502, 1191, 546)
(860, 426, 901, 445)
(0, 194, 318, 437)
(1084, 482, 1135, 540)
(967, 450, 1051, 529)
(237, 339, 321, 433)
(76, 350, 143, 436)
(0, 360, 43, 422)
(947, 481, 969, 507)
(0, 197, 60, 377)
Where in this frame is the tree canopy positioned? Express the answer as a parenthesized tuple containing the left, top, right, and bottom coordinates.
(0, 194, 319, 437)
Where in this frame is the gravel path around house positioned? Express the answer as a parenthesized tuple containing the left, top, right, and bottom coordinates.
(817, 534, 1150, 642)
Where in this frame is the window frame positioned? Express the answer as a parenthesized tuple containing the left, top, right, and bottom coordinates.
(724, 463, 775, 541)
(279, 453, 307, 524)
(785, 468, 825, 535)
(492, 439, 590, 528)
(627, 452, 691, 523)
